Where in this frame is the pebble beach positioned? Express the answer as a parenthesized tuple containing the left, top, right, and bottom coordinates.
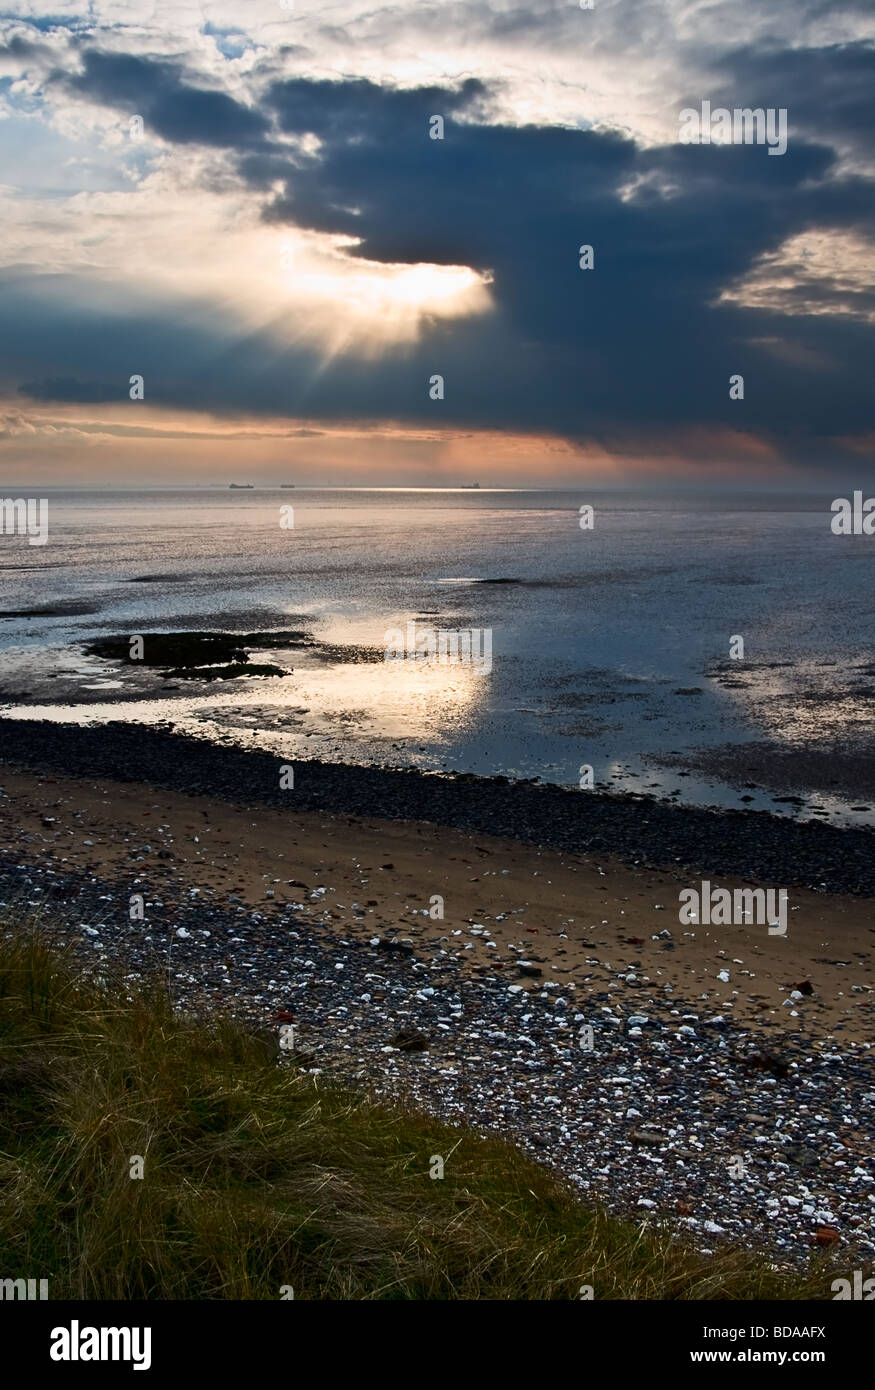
(1, 717, 872, 1269)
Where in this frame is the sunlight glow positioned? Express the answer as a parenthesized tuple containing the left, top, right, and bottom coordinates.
(281, 251, 492, 340)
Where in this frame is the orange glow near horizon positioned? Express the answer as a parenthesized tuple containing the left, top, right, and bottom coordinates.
(0, 400, 848, 487)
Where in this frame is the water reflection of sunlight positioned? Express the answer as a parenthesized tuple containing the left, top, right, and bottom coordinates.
(711, 664, 871, 745)
(604, 757, 875, 830)
(2, 655, 492, 751)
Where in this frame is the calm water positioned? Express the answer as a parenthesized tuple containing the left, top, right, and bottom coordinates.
(1, 487, 873, 823)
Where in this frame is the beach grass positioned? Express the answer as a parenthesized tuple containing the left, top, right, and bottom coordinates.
(0, 925, 831, 1301)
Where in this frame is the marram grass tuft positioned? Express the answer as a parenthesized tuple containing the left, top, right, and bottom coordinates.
(0, 925, 832, 1300)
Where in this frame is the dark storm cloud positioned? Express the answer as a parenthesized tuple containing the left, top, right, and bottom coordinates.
(9, 52, 875, 470)
(0, 35, 54, 61)
(19, 376, 126, 403)
(56, 49, 271, 148)
(699, 40, 875, 167)
(248, 75, 873, 448)
(260, 78, 631, 268)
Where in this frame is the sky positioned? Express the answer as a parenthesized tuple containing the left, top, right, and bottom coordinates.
(0, 0, 872, 487)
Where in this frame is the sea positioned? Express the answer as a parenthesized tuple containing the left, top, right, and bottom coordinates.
(1, 487, 873, 826)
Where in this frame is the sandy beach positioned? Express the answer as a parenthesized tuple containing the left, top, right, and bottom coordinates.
(0, 763, 872, 1040)
(1, 721, 872, 1266)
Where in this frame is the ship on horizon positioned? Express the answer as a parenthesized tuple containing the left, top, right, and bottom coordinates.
(461, 482, 480, 489)
(229, 483, 254, 489)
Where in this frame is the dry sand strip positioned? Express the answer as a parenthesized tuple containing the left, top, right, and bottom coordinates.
(0, 765, 872, 1041)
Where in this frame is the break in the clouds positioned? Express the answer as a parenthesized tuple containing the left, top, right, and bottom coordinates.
(0, 0, 873, 484)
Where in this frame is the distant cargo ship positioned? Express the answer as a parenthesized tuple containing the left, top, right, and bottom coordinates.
(462, 482, 480, 489)
(280, 484, 295, 488)
(229, 483, 254, 489)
